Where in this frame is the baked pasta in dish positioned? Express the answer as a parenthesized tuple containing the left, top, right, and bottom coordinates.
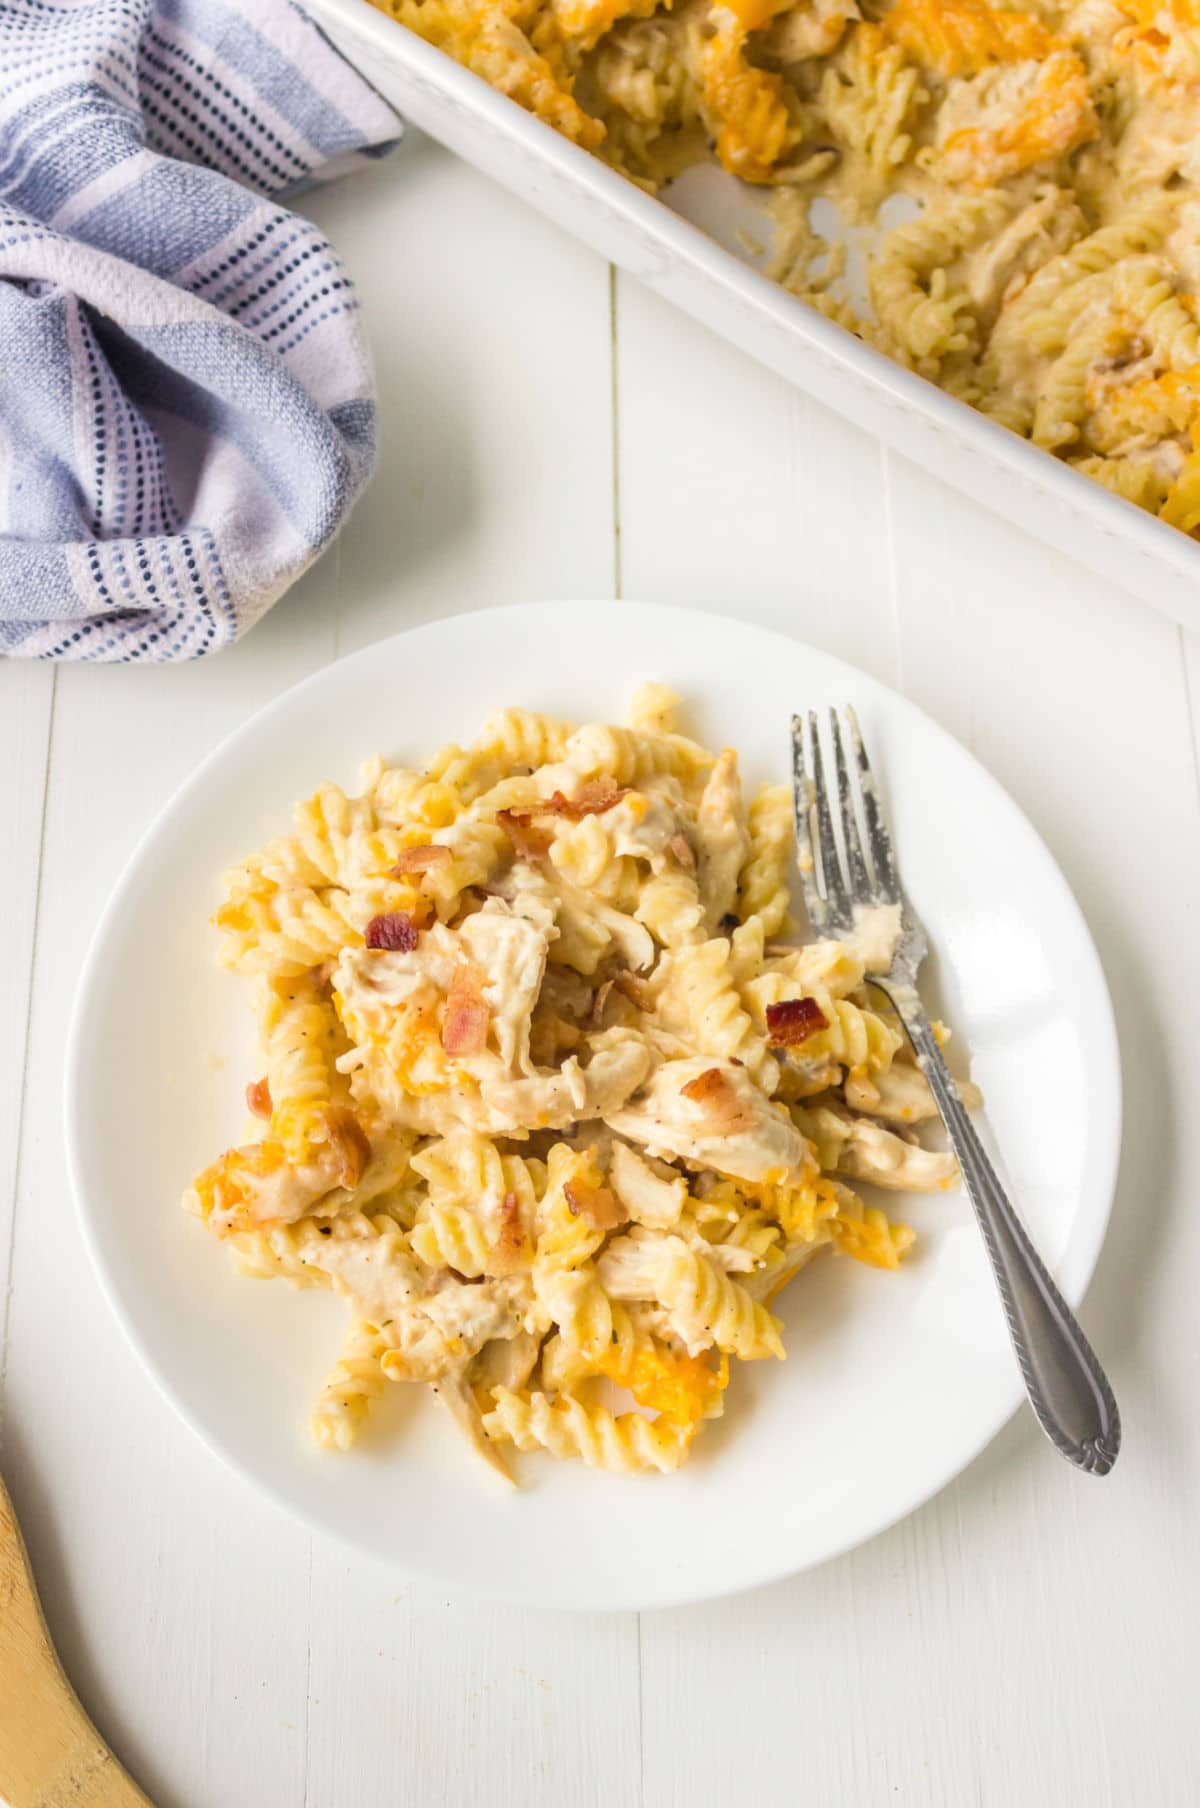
(185, 687, 973, 1479)
(368, 0, 1200, 536)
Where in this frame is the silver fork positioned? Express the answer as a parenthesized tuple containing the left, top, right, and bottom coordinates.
(791, 708, 1120, 1476)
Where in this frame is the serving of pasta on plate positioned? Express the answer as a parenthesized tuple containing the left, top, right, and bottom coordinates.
(367, 0, 1200, 536)
(185, 686, 973, 1480)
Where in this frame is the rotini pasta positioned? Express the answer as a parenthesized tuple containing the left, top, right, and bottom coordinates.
(736, 784, 794, 937)
(185, 692, 968, 1482)
(260, 972, 347, 1162)
(311, 1318, 392, 1450)
(653, 937, 778, 1090)
(482, 1387, 695, 1471)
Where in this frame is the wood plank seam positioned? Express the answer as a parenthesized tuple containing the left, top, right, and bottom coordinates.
(0, 669, 58, 1461)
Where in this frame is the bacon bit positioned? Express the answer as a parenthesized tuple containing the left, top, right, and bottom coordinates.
(496, 809, 552, 858)
(679, 1066, 754, 1133)
(494, 1190, 527, 1271)
(613, 971, 655, 1012)
(498, 773, 632, 835)
(441, 966, 490, 1057)
(563, 1177, 628, 1231)
(667, 831, 696, 871)
(766, 996, 829, 1047)
(245, 1077, 272, 1119)
(390, 843, 452, 876)
(549, 778, 630, 819)
(322, 1107, 371, 1190)
(364, 911, 418, 952)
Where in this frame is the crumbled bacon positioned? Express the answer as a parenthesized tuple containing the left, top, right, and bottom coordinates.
(667, 831, 696, 872)
(390, 844, 452, 876)
(546, 779, 630, 819)
(564, 1177, 628, 1231)
(498, 781, 632, 859)
(364, 911, 418, 951)
(245, 1077, 272, 1119)
(322, 1107, 371, 1190)
(441, 966, 489, 1057)
(679, 1066, 754, 1133)
(613, 971, 655, 1013)
(765, 996, 829, 1046)
(494, 1189, 527, 1270)
(496, 809, 552, 858)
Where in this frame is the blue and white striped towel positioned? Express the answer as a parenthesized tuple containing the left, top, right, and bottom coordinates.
(0, 0, 400, 662)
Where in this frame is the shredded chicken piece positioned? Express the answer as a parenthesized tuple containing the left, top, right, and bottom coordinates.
(609, 1138, 688, 1228)
(606, 1057, 811, 1185)
(696, 750, 748, 931)
(198, 1106, 372, 1234)
(471, 1329, 541, 1398)
(459, 901, 553, 1072)
(432, 1373, 515, 1484)
(845, 1060, 982, 1123)
(386, 1030, 653, 1138)
(796, 1102, 959, 1190)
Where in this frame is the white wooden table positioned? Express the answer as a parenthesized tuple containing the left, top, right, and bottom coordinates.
(2, 130, 1198, 1808)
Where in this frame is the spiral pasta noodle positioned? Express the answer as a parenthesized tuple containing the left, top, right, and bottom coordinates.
(736, 785, 794, 937)
(311, 1319, 393, 1450)
(483, 1388, 695, 1472)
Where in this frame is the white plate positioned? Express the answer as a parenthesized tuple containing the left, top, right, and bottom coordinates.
(67, 602, 1121, 1612)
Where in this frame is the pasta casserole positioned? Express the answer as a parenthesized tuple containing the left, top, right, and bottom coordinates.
(367, 0, 1200, 537)
(185, 687, 973, 1478)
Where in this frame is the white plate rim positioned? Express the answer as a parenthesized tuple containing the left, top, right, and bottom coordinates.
(65, 600, 1122, 1611)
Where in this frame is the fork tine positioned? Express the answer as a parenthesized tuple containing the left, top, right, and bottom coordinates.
(831, 708, 872, 899)
(790, 713, 829, 933)
(808, 711, 852, 927)
(845, 706, 899, 902)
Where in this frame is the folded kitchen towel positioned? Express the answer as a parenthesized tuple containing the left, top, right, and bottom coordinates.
(0, 0, 400, 662)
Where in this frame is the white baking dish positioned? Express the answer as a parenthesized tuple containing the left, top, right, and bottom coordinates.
(309, 0, 1200, 621)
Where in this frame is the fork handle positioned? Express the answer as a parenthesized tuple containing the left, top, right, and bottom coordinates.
(876, 983, 1121, 1476)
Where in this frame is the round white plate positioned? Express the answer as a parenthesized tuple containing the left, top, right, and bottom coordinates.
(67, 602, 1120, 1612)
